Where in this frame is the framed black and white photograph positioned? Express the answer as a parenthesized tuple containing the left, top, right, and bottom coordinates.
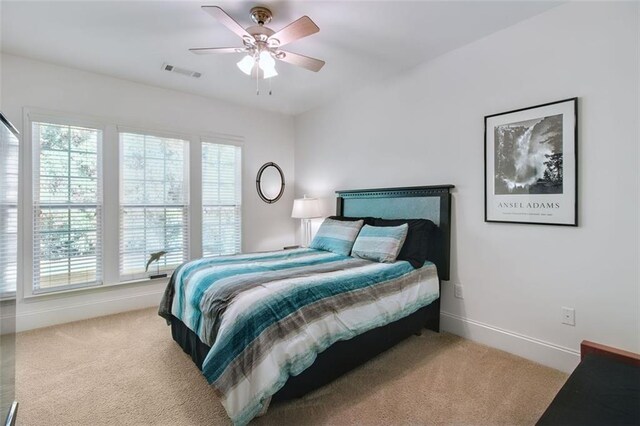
(485, 98, 578, 226)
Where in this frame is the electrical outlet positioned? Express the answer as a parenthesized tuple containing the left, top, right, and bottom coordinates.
(454, 284, 464, 299)
(561, 307, 575, 326)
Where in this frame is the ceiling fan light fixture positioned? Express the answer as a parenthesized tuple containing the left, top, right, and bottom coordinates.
(259, 51, 275, 68)
(236, 55, 255, 75)
(259, 51, 278, 78)
(261, 66, 278, 79)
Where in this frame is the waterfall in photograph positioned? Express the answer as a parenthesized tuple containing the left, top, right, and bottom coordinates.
(494, 114, 563, 195)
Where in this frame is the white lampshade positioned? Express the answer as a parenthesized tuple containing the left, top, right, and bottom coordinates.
(291, 197, 322, 219)
(259, 51, 278, 79)
(237, 55, 255, 75)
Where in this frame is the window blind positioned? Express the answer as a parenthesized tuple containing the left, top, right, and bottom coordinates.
(32, 122, 102, 291)
(119, 132, 189, 281)
(202, 142, 241, 257)
(0, 121, 19, 296)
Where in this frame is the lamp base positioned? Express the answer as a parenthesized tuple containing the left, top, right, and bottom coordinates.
(302, 218, 313, 247)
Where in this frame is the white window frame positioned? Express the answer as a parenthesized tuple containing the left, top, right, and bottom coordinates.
(117, 127, 191, 282)
(0, 115, 20, 300)
(201, 137, 243, 258)
(21, 108, 244, 299)
(23, 109, 107, 296)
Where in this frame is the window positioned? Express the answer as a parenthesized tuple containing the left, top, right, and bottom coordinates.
(202, 142, 242, 257)
(0, 118, 19, 296)
(119, 132, 189, 281)
(24, 109, 244, 296)
(32, 122, 102, 292)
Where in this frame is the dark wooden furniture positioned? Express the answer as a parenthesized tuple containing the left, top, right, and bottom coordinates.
(580, 340, 640, 366)
(537, 340, 640, 425)
(168, 184, 454, 402)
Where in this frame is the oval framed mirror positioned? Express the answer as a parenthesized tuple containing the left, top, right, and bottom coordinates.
(256, 162, 285, 204)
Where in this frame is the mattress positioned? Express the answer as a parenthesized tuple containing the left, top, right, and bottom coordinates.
(159, 248, 439, 425)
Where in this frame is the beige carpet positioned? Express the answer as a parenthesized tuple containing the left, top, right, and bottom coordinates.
(16, 308, 567, 425)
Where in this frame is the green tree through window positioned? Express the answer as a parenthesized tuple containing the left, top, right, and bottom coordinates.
(119, 132, 189, 281)
(33, 122, 102, 290)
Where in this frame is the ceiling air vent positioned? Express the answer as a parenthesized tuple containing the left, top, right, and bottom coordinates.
(162, 63, 202, 78)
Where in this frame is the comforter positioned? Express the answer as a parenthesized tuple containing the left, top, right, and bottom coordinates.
(159, 248, 439, 425)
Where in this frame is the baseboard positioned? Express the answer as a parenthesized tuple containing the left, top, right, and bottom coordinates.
(441, 311, 580, 373)
(14, 295, 581, 372)
(16, 290, 164, 332)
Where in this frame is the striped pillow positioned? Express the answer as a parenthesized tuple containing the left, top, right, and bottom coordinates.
(351, 224, 409, 263)
(310, 218, 364, 256)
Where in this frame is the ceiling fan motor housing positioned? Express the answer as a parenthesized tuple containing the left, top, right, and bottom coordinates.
(250, 7, 272, 25)
(246, 25, 275, 42)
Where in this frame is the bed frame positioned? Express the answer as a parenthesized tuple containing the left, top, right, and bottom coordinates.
(169, 184, 454, 402)
(336, 184, 453, 281)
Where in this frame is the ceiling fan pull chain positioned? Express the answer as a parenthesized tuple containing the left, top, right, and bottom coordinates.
(269, 77, 273, 96)
(256, 63, 260, 95)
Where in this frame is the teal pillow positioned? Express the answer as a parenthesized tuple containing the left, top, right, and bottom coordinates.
(351, 224, 409, 263)
(310, 218, 364, 256)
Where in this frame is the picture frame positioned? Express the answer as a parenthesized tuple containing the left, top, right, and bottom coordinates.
(484, 98, 578, 226)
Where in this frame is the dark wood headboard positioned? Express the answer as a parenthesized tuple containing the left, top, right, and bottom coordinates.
(335, 185, 454, 281)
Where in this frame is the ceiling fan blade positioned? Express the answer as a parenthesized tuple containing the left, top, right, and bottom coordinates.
(202, 6, 252, 40)
(269, 16, 319, 47)
(189, 47, 244, 55)
(277, 51, 325, 72)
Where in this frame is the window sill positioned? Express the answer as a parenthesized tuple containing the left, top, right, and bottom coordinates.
(22, 276, 169, 301)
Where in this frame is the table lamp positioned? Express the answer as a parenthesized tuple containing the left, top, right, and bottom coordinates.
(291, 195, 322, 246)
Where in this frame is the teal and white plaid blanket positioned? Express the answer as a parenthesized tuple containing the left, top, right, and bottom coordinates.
(159, 248, 439, 425)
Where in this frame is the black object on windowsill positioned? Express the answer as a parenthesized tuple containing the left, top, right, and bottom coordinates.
(149, 273, 168, 280)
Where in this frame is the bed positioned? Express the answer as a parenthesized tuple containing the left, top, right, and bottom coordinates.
(159, 185, 454, 424)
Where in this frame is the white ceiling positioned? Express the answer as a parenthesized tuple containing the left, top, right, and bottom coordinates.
(1, 1, 560, 115)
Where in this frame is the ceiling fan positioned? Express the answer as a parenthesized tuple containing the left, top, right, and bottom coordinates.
(190, 6, 325, 80)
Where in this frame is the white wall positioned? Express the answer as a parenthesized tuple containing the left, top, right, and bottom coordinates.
(0, 53, 296, 331)
(294, 2, 639, 372)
